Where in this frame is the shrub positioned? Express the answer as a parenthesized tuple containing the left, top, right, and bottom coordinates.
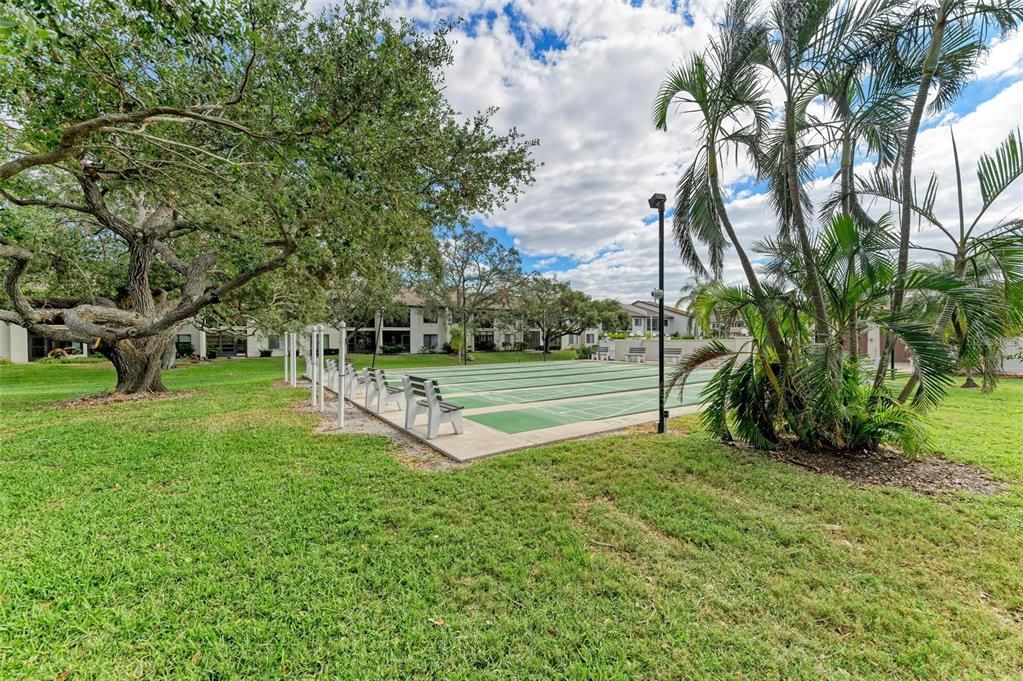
(207, 351, 218, 360)
(475, 340, 496, 352)
(513, 341, 528, 351)
(501, 341, 514, 351)
(607, 332, 628, 340)
(39, 348, 72, 364)
(441, 342, 454, 354)
(380, 344, 405, 355)
(576, 345, 598, 359)
(259, 349, 273, 357)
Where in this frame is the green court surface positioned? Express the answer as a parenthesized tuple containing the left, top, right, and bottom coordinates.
(383, 359, 713, 434)
(466, 388, 704, 434)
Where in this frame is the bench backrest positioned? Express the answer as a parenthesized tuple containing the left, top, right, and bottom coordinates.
(405, 375, 442, 404)
(367, 368, 390, 388)
(663, 348, 682, 355)
(628, 347, 646, 354)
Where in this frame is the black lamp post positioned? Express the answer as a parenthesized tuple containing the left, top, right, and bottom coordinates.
(648, 192, 667, 434)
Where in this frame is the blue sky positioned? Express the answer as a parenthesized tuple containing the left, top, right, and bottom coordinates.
(375, 0, 1023, 301)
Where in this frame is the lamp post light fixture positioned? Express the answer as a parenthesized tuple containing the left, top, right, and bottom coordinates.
(648, 192, 667, 435)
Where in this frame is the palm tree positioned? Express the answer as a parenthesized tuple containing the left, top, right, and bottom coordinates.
(752, 0, 904, 342)
(857, 128, 1023, 393)
(652, 0, 790, 368)
(672, 213, 994, 451)
(881, 0, 1023, 379)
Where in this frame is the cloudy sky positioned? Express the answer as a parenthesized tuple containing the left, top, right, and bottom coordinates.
(370, 0, 1023, 302)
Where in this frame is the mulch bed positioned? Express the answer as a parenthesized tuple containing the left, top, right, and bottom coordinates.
(55, 391, 196, 409)
(760, 446, 1008, 496)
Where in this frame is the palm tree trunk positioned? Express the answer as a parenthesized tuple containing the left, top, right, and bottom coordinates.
(895, 4, 948, 315)
(708, 145, 789, 369)
(841, 128, 859, 362)
(785, 99, 830, 343)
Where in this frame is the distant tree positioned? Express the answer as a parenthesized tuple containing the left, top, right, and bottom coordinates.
(325, 269, 405, 366)
(417, 225, 523, 364)
(594, 298, 629, 334)
(517, 275, 600, 357)
(0, 0, 535, 393)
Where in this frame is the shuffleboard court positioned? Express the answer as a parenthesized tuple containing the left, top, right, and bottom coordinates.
(406, 364, 657, 392)
(392, 360, 645, 384)
(353, 358, 715, 461)
(446, 368, 717, 409)
(465, 387, 704, 433)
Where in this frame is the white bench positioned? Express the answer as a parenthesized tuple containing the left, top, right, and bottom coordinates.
(365, 368, 403, 413)
(663, 347, 683, 364)
(596, 346, 611, 360)
(625, 346, 647, 363)
(403, 375, 464, 439)
(325, 359, 338, 390)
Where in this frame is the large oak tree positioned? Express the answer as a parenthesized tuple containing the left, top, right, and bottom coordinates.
(0, 0, 535, 392)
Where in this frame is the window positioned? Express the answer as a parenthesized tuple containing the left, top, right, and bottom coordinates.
(321, 333, 329, 349)
(383, 308, 410, 327)
(423, 333, 438, 349)
(175, 334, 194, 355)
(504, 334, 513, 345)
(268, 335, 281, 350)
(422, 310, 438, 324)
(586, 333, 595, 344)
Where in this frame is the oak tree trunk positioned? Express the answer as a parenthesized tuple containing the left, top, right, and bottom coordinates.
(99, 334, 175, 394)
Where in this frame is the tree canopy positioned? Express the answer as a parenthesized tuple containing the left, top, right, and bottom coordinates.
(0, 0, 536, 391)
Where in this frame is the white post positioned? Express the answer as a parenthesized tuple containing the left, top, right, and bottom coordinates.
(317, 324, 325, 412)
(338, 322, 346, 429)
(283, 332, 290, 383)
(292, 333, 297, 386)
(310, 328, 318, 407)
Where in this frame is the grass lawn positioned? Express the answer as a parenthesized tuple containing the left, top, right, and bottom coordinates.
(1, 358, 1021, 678)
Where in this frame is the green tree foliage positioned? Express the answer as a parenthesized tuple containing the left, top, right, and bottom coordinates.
(416, 224, 524, 364)
(0, 0, 535, 392)
(516, 275, 601, 357)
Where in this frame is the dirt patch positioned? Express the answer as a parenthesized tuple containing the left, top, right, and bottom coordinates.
(55, 390, 196, 409)
(300, 395, 462, 472)
(759, 446, 1008, 496)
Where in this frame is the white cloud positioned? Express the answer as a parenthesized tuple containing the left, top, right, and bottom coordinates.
(378, 1, 1023, 302)
(976, 34, 1023, 80)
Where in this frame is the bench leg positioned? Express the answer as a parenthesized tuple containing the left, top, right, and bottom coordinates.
(405, 401, 420, 429)
(451, 410, 464, 435)
(427, 408, 440, 439)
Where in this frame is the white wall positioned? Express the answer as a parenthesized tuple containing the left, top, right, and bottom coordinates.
(1002, 337, 1023, 375)
(602, 337, 755, 362)
(0, 322, 29, 363)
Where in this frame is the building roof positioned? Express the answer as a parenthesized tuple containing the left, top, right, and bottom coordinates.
(623, 300, 691, 319)
(394, 289, 425, 306)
